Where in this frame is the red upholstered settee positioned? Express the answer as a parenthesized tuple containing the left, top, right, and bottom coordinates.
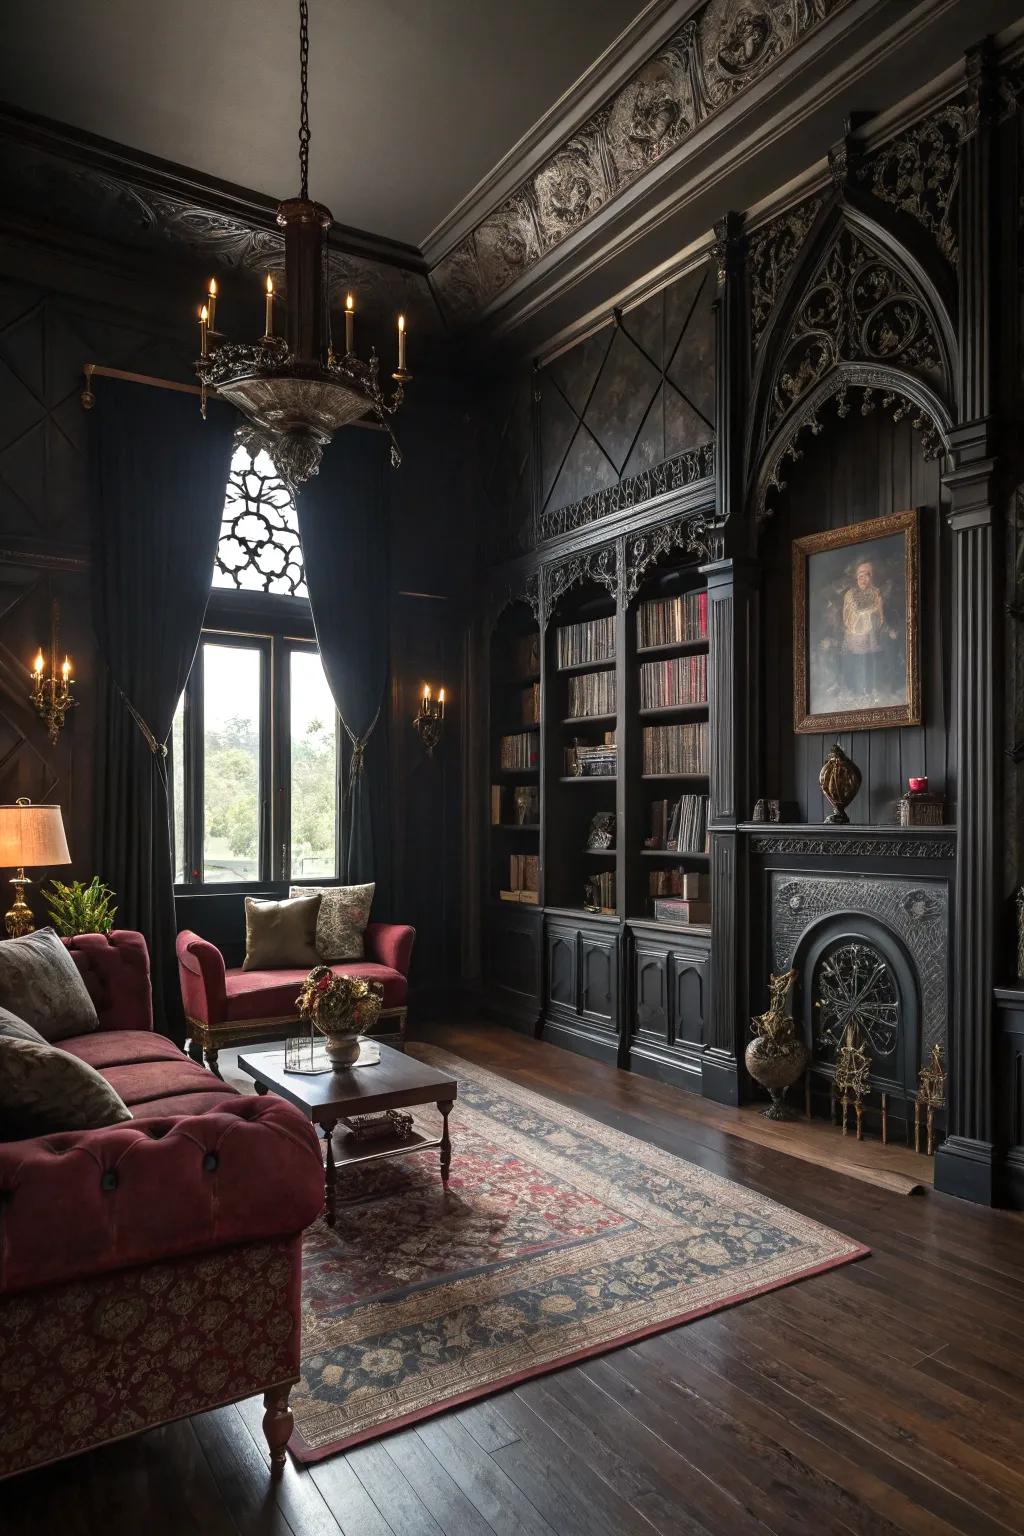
(177, 921, 416, 1074)
(0, 931, 325, 1482)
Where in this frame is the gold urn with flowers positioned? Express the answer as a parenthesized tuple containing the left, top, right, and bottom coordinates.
(297, 965, 383, 1068)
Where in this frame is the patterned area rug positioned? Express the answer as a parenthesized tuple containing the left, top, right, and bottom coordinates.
(290, 1046, 868, 1461)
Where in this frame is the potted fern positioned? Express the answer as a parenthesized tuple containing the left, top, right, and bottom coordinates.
(44, 876, 117, 937)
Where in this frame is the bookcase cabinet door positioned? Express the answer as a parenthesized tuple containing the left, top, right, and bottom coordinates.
(625, 920, 709, 1090)
(546, 927, 578, 1014)
(580, 935, 617, 1029)
(670, 949, 707, 1049)
(634, 945, 670, 1042)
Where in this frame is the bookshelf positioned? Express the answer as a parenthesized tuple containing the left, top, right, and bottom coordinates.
(488, 602, 541, 910)
(544, 583, 618, 915)
(625, 557, 711, 931)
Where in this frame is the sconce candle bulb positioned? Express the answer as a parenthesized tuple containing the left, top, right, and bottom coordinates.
(414, 682, 446, 758)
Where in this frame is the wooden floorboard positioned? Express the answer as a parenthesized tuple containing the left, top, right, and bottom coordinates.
(5, 1019, 1024, 1536)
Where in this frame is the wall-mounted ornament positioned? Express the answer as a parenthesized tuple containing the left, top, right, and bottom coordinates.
(818, 743, 861, 825)
(745, 968, 809, 1121)
(413, 684, 445, 757)
(30, 601, 76, 745)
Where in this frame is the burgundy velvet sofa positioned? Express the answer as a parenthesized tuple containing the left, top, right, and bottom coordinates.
(177, 921, 416, 1073)
(0, 930, 325, 1482)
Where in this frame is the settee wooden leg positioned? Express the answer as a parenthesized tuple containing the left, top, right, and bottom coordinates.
(263, 1382, 294, 1476)
(187, 1038, 203, 1065)
(205, 1047, 222, 1079)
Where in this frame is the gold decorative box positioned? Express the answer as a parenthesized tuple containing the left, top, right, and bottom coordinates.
(898, 792, 945, 827)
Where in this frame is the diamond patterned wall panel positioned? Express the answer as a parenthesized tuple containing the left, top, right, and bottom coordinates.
(539, 262, 716, 522)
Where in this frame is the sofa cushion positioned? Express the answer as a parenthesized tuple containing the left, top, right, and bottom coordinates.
(0, 927, 98, 1041)
(224, 960, 406, 1021)
(289, 882, 374, 961)
(243, 894, 321, 971)
(100, 1058, 240, 1110)
(0, 1036, 133, 1140)
(61, 1030, 189, 1071)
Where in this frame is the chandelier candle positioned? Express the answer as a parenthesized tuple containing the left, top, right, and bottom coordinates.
(206, 277, 217, 333)
(345, 293, 354, 353)
(199, 304, 208, 358)
(397, 315, 407, 374)
(264, 275, 274, 338)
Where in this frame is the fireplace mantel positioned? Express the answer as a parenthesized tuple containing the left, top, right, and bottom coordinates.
(740, 824, 957, 861)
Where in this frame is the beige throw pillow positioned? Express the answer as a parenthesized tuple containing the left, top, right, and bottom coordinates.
(0, 1036, 132, 1141)
(243, 894, 322, 971)
(0, 926, 99, 1042)
(289, 883, 374, 962)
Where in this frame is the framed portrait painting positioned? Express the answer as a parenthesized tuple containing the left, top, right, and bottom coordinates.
(792, 509, 920, 733)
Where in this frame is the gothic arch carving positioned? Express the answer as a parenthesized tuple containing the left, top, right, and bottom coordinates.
(746, 199, 958, 521)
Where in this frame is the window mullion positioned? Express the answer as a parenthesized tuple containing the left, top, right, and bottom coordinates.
(187, 648, 204, 884)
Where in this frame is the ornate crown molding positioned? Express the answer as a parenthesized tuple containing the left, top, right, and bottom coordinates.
(430, 0, 851, 324)
(748, 198, 822, 350)
(538, 440, 714, 544)
(857, 98, 972, 269)
(752, 831, 956, 859)
(623, 512, 722, 603)
(542, 545, 618, 626)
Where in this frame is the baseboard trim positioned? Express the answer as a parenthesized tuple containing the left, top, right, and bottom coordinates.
(933, 1135, 996, 1205)
(542, 1015, 618, 1065)
(701, 1048, 741, 1106)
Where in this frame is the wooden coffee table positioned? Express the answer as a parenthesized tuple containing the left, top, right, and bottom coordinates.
(237, 1042, 458, 1227)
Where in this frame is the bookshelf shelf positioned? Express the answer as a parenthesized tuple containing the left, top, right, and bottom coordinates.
(563, 713, 617, 726)
(559, 775, 617, 784)
(638, 704, 708, 718)
(493, 823, 540, 832)
(640, 848, 711, 859)
(556, 657, 616, 676)
(642, 772, 709, 782)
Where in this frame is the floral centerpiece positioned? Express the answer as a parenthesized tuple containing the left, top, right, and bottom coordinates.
(297, 965, 383, 1068)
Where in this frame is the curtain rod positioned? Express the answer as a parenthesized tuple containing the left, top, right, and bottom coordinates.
(79, 363, 385, 430)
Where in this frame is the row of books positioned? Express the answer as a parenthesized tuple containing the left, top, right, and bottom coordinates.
(565, 732, 616, 777)
(567, 670, 616, 718)
(639, 655, 707, 710)
(646, 794, 709, 853)
(507, 853, 539, 892)
(520, 681, 540, 726)
(556, 615, 615, 670)
(648, 869, 707, 898)
(642, 723, 709, 775)
(637, 591, 708, 649)
(583, 870, 616, 914)
(499, 888, 539, 904)
(490, 784, 539, 825)
(499, 732, 539, 770)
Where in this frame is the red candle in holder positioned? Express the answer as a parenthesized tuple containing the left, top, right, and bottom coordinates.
(908, 776, 928, 794)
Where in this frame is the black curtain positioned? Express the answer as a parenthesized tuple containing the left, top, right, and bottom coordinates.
(297, 428, 390, 897)
(92, 380, 236, 1041)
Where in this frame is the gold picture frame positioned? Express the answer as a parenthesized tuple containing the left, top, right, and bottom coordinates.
(792, 509, 921, 734)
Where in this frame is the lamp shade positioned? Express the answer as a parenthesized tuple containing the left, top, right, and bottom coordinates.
(0, 801, 71, 869)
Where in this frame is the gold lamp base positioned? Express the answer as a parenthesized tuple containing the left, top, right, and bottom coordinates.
(5, 869, 34, 938)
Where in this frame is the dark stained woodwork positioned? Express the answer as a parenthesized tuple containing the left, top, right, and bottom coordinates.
(6, 1019, 1024, 1535)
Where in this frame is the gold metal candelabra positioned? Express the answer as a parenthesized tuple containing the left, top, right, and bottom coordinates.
(30, 601, 75, 745)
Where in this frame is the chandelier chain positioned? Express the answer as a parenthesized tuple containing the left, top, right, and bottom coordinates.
(298, 0, 311, 200)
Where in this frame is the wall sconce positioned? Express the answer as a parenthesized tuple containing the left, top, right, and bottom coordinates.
(413, 684, 445, 757)
(30, 601, 76, 745)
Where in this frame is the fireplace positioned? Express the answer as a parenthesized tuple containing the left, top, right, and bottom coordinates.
(768, 869, 950, 1122)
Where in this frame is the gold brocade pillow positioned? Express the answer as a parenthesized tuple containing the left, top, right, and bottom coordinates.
(289, 883, 374, 962)
(0, 1036, 133, 1140)
(243, 894, 322, 971)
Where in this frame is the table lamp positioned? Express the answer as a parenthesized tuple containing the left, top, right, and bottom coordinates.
(0, 798, 71, 938)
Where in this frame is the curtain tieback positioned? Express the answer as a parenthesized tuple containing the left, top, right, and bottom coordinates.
(341, 705, 381, 802)
(116, 684, 168, 758)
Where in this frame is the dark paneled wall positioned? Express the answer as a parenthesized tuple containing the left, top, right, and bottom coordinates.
(760, 405, 952, 826)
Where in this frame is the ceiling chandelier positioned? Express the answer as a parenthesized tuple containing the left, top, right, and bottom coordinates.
(194, 0, 411, 486)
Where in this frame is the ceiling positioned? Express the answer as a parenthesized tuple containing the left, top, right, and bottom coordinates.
(0, 0, 643, 248)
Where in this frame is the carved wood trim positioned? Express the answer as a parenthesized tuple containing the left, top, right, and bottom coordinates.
(538, 442, 714, 544)
(621, 512, 721, 605)
(542, 545, 618, 627)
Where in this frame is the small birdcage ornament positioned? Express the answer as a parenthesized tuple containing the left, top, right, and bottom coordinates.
(914, 1043, 946, 1155)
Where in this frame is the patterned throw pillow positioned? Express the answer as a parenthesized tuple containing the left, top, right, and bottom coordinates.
(0, 1036, 132, 1141)
(0, 927, 99, 1042)
(289, 883, 375, 962)
(243, 894, 322, 971)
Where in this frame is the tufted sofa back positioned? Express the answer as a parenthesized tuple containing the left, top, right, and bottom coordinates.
(63, 931, 153, 1034)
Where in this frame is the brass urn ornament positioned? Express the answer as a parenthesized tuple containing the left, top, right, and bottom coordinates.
(745, 969, 809, 1120)
(819, 742, 861, 824)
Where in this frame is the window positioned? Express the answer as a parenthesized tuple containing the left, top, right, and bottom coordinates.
(171, 442, 340, 888)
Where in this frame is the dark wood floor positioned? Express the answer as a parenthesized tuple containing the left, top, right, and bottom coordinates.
(7, 1019, 1024, 1536)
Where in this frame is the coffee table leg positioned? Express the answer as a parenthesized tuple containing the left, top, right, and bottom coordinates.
(254, 1082, 269, 1096)
(438, 1100, 454, 1189)
(322, 1119, 338, 1227)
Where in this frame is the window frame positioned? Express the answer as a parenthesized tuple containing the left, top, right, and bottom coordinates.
(173, 590, 342, 892)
